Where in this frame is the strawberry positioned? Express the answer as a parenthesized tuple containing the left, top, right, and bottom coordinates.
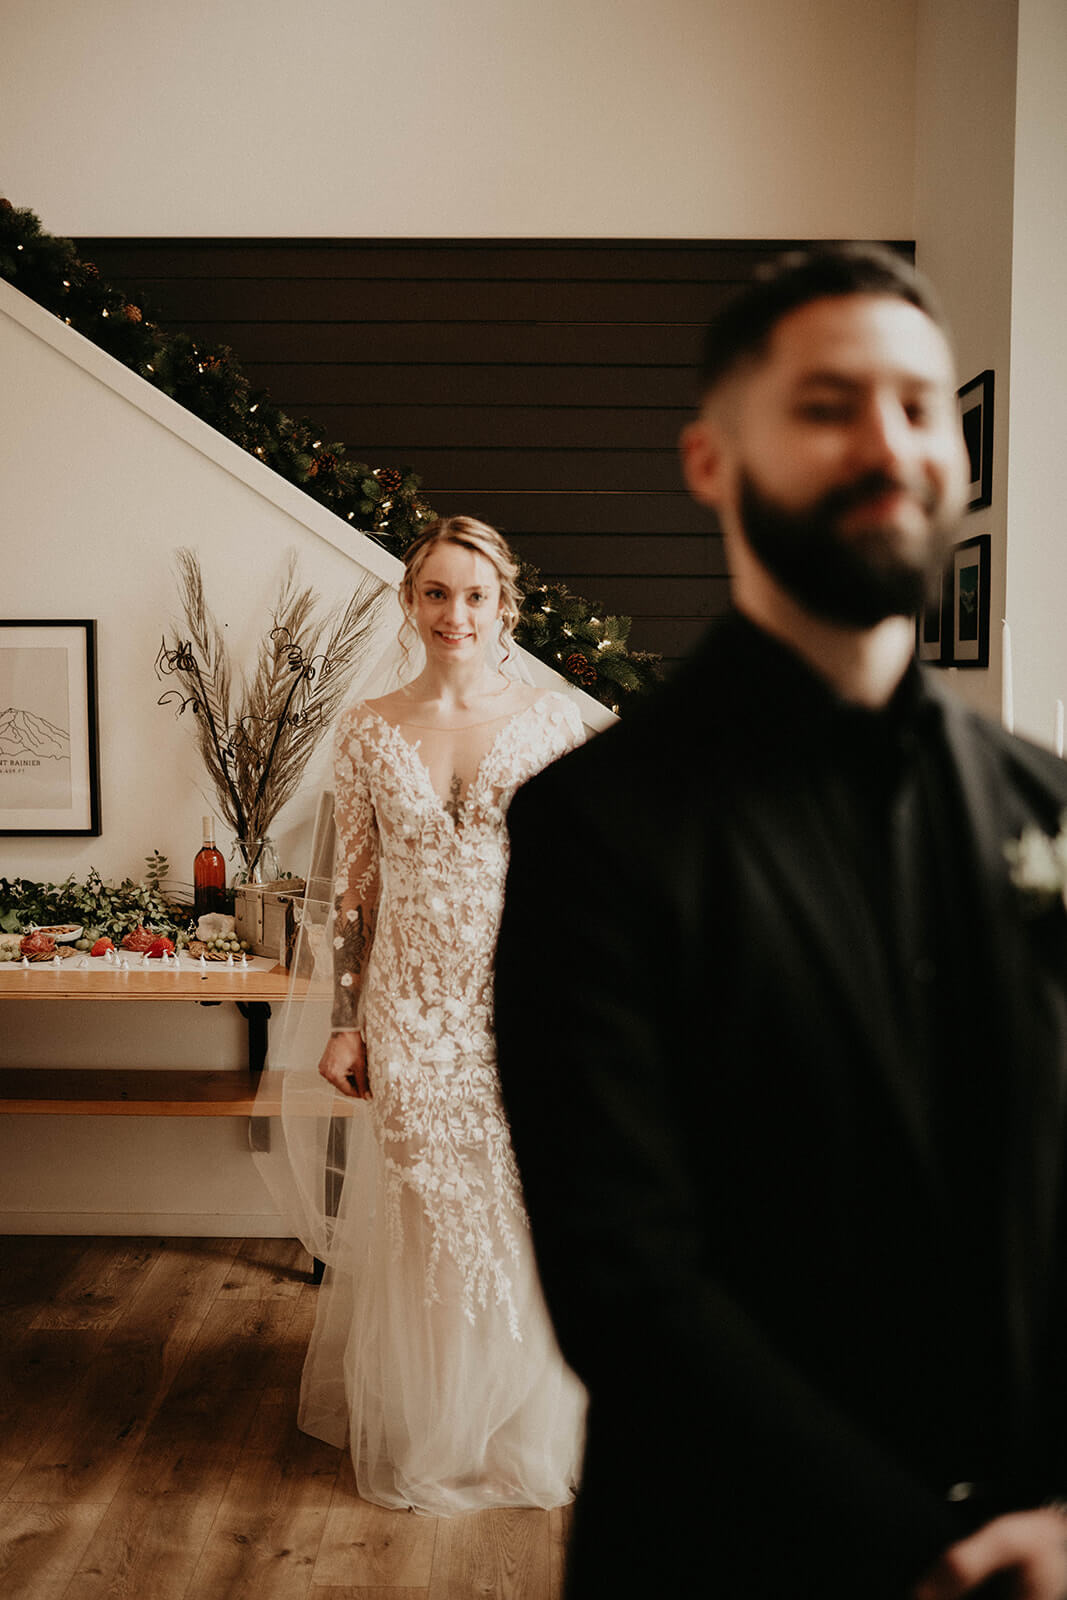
(145, 936, 175, 959)
(90, 937, 115, 957)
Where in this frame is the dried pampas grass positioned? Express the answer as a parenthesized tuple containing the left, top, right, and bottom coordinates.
(157, 549, 385, 865)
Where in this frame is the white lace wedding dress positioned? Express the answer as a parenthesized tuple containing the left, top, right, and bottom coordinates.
(296, 690, 587, 1514)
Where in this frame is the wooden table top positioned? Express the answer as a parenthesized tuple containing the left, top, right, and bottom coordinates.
(0, 961, 295, 1002)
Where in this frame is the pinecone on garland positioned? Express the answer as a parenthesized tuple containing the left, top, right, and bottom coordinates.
(0, 198, 13, 213)
(123, 304, 143, 323)
(308, 450, 340, 479)
(374, 466, 403, 494)
(564, 652, 597, 687)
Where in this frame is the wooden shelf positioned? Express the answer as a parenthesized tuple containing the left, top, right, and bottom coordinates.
(0, 1068, 266, 1115)
(0, 964, 336, 1117)
(0, 964, 295, 1002)
(0, 1067, 356, 1117)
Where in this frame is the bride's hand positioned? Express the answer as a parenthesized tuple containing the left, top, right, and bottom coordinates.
(318, 1030, 371, 1099)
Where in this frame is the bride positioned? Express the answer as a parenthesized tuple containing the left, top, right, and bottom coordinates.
(263, 516, 587, 1515)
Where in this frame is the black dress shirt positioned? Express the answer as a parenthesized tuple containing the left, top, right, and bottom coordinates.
(730, 614, 1009, 1489)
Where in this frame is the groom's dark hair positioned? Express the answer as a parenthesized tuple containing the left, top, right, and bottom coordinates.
(698, 242, 950, 399)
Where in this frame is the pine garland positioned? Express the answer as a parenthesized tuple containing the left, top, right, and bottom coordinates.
(0, 197, 661, 711)
(516, 567, 661, 713)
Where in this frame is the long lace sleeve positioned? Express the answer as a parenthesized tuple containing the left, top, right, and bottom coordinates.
(532, 692, 588, 770)
(556, 694, 587, 755)
(331, 709, 381, 1032)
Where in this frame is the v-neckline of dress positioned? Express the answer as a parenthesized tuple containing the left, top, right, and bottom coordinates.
(362, 694, 551, 822)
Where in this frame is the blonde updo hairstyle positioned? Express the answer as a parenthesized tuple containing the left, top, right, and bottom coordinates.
(398, 516, 522, 673)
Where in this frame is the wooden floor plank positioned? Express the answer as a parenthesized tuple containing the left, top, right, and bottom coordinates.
(60, 1386, 263, 1599)
(0, 1236, 88, 1338)
(185, 1390, 340, 1600)
(164, 1295, 305, 1407)
(61, 1494, 222, 1600)
(0, 1330, 107, 1499)
(0, 1501, 107, 1600)
(28, 1238, 158, 1332)
(113, 1235, 246, 1350)
(113, 1382, 262, 1497)
(217, 1237, 313, 1301)
(427, 1508, 557, 1600)
(313, 1457, 438, 1588)
(259, 1281, 323, 1394)
(8, 1337, 178, 1506)
(550, 1506, 572, 1593)
(8, 1241, 246, 1506)
(0, 1239, 571, 1600)
(111, 1237, 243, 1363)
(308, 1590, 429, 1599)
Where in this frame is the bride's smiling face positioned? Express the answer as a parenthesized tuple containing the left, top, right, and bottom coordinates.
(408, 541, 503, 663)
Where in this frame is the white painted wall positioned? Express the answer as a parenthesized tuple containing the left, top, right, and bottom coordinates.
(913, 0, 1019, 724)
(1, 0, 916, 239)
(1003, 0, 1067, 746)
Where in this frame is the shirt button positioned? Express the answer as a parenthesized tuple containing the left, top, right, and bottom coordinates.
(947, 1482, 974, 1502)
(913, 957, 937, 983)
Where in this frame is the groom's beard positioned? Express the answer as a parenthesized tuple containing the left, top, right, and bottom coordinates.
(737, 466, 958, 629)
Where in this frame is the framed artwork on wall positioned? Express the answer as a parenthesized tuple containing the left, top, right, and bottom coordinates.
(917, 568, 947, 664)
(957, 369, 994, 512)
(0, 620, 101, 835)
(948, 534, 991, 669)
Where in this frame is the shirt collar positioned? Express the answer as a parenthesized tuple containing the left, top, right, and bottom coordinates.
(723, 607, 940, 757)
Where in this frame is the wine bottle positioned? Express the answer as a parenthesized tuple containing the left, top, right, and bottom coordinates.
(193, 816, 226, 916)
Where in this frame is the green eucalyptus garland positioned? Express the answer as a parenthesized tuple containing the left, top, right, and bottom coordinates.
(0, 855, 194, 943)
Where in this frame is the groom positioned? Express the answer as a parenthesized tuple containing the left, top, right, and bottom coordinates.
(494, 244, 1067, 1599)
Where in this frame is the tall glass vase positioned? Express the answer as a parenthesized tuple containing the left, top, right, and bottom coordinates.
(233, 835, 281, 886)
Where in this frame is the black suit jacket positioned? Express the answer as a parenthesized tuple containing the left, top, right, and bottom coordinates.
(494, 613, 1067, 1599)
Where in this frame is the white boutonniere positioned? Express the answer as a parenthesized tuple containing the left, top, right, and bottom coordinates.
(1005, 813, 1067, 911)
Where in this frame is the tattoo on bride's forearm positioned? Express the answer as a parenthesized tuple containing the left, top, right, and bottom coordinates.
(333, 902, 372, 1027)
(337, 903, 369, 976)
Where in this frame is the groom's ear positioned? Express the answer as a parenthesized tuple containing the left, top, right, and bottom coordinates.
(680, 412, 730, 511)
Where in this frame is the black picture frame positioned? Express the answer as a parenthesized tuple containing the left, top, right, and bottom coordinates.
(0, 620, 102, 835)
(948, 534, 991, 669)
(917, 567, 948, 664)
(957, 369, 994, 512)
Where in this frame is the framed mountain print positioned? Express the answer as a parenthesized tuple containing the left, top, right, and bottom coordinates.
(0, 620, 101, 835)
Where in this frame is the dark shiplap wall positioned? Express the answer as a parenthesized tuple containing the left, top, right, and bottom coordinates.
(76, 238, 911, 671)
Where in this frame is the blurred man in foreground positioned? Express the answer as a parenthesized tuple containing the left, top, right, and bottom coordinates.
(496, 245, 1067, 1599)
